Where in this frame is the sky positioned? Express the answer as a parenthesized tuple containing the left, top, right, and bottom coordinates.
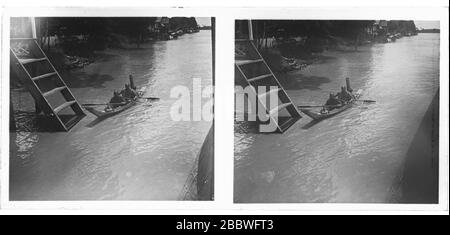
(196, 17, 212, 26)
(414, 21, 440, 29)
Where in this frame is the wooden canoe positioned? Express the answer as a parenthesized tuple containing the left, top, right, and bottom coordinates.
(300, 90, 361, 121)
(84, 91, 143, 119)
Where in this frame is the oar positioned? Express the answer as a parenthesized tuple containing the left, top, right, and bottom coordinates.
(298, 105, 327, 108)
(298, 100, 375, 108)
(82, 102, 126, 106)
(358, 99, 376, 103)
(141, 97, 160, 100)
(298, 104, 342, 109)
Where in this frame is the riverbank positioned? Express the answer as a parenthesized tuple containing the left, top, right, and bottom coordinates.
(10, 31, 213, 200)
(258, 32, 419, 75)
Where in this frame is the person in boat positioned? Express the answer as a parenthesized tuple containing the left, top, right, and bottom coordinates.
(325, 93, 342, 106)
(323, 93, 343, 113)
(106, 90, 126, 111)
(337, 86, 354, 102)
(120, 84, 138, 101)
(129, 75, 137, 90)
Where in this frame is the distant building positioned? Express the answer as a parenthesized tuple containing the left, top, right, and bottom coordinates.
(370, 20, 388, 36)
(149, 17, 170, 32)
(148, 17, 170, 40)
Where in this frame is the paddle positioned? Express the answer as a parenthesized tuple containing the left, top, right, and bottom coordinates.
(298, 99, 376, 108)
(83, 97, 159, 106)
(298, 104, 342, 108)
(298, 105, 326, 108)
(141, 97, 160, 100)
(358, 99, 376, 103)
(82, 102, 127, 106)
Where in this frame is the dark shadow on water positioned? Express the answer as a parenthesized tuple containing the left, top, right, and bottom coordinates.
(93, 53, 120, 63)
(333, 49, 370, 53)
(301, 119, 321, 129)
(12, 111, 65, 132)
(309, 54, 337, 65)
(63, 73, 115, 89)
(117, 47, 152, 51)
(85, 117, 108, 128)
(277, 73, 331, 91)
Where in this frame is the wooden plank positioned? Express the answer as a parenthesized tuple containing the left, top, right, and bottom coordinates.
(31, 72, 57, 81)
(63, 115, 86, 130)
(279, 117, 300, 132)
(43, 86, 66, 97)
(30, 17, 37, 38)
(235, 59, 263, 66)
(248, 20, 253, 41)
(269, 102, 292, 116)
(248, 74, 272, 83)
(258, 88, 280, 99)
(10, 38, 38, 41)
(18, 57, 46, 64)
(54, 101, 76, 114)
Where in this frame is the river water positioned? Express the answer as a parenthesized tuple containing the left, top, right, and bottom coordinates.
(234, 33, 440, 203)
(10, 30, 213, 200)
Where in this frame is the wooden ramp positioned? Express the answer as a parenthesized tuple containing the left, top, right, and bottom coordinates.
(235, 39, 301, 133)
(10, 38, 85, 131)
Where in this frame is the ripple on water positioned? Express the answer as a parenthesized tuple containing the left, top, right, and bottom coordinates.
(10, 31, 213, 200)
(234, 34, 440, 203)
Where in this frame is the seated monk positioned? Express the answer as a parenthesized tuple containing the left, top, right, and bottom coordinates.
(106, 91, 126, 111)
(337, 86, 353, 102)
(120, 84, 138, 100)
(325, 93, 342, 110)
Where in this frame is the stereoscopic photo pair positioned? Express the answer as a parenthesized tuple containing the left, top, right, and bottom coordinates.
(6, 17, 440, 204)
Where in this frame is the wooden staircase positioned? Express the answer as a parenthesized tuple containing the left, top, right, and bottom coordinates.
(10, 38, 85, 131)
(235, 39, 301, 133)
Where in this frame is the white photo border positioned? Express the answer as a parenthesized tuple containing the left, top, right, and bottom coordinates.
(0, 6, 448, 213)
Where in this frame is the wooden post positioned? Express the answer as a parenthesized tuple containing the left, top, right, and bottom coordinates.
(35, 100, 42, 114)
(30, 17, 37, 38)
(248, 20, 253, 41)
(46, 18, 50, 51)
(211, 18, 215, 87)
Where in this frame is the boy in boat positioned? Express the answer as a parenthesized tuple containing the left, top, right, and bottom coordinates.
(120, 84, 138, 101)
(129, 75, 137, 90)
(105, 90, 126, 111)
(322, 93, 343, 113)
(325, 93, 342, 106)
(337, 86, 354, 102)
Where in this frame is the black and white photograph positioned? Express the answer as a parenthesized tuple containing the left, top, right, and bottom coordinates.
(0, 1, 448, 217)
(234, 20, 440, 203)
(8, 16, 214, 201)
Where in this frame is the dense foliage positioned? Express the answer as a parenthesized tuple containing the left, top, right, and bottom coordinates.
(28, 17, 198, 51)
(238, 20, 417, 43)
